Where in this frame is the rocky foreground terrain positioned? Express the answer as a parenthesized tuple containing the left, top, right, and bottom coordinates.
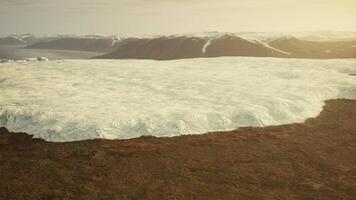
(1, 99, 356, 199)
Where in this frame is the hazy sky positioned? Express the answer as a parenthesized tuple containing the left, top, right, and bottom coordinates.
(0, 0, 355, 35)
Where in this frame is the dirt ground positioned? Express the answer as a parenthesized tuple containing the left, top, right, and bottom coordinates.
(1, 99, 356, 200)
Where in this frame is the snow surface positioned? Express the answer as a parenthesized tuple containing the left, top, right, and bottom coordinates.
(0, 57, 355, 142)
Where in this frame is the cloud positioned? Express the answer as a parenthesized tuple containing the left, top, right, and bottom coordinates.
(0, 0, 355, 35)
(0, 0, 52, 6)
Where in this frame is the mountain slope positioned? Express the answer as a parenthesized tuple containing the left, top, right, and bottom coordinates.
(203, 34, 288, 58)
(269, 37, 356, 59)
(3, 32, 355, 59)
(97, 36, 207, 59)
(26, 37, 116, 52)
(96, 33, 287, 60)
(0, 37, 24, 45)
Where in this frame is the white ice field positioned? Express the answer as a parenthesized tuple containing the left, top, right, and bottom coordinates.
(0, 57, 355, 142)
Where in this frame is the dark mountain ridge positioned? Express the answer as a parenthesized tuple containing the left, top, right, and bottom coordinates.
(2, 33, 355, 59)
(26, 37, 116, 52)
(96, 33, 289, 60)
(96, 33, 356, 60)
(269, 37, 356, 59)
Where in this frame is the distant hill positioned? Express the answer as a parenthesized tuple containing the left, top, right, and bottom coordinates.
(26, 37, 116, 52)
(269, 37, 356, 59)
(0, 37, 24, 45)
(0, 34, 45, 45)
(96, 33, 356, 60)
(2, 32, 355, 59)
(96, 33, 288, 60)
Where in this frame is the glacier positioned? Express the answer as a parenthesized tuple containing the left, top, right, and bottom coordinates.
(0, 57, 355, 142)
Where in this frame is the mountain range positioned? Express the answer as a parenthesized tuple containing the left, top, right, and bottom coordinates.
(1, 32, 355, 59)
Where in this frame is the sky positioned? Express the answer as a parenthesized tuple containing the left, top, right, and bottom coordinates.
(0, 0, 355, 36)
